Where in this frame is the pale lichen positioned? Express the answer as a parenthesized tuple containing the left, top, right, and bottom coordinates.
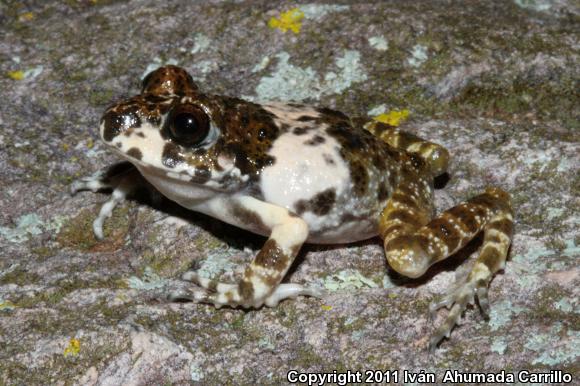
(322, 269, 379, 291)
(250, 50, 367, 102)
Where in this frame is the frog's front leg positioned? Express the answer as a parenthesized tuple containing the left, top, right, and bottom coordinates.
(380, 183, 513, 351)
(170, 196, 324, 308)
(71, 162, 146, 239)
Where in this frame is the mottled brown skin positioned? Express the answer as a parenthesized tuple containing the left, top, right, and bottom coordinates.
(142, 64, 199, 96)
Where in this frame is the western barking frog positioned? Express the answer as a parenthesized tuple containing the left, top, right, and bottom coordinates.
(72, 66, 514, 350)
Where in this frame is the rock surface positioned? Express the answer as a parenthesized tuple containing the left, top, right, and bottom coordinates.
(0, 1, 578, 384)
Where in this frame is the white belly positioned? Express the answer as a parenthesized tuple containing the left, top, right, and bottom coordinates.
(260, 130, 378, 243)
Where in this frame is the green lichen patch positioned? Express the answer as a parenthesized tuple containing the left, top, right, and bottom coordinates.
(0, 266, 41, 286)
(57, 206, 131, 251)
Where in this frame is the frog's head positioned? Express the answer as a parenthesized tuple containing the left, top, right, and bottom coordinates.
(99, 66, 247, 190)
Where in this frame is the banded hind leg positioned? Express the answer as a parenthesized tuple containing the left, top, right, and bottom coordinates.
(170, 196, 324, 308)
(380, 183, 513, 350)
(366, 121, 449, 177)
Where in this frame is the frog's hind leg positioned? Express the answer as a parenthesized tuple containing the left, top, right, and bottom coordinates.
(71, 162, 144, 239)
(427, 195, 513, 351)
(366, 122, 449, 177)
(170, 196, 325, 308)
(379, 186, 513, 350)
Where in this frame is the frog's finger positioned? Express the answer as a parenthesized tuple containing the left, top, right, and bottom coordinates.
(70, 170, 111, 195)
(92, 186, 130, 239)
(90, 166, 143, 239)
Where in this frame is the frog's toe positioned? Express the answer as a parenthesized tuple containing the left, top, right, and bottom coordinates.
(181, 270, 238, 293)
(263, 284, 326, 307)
(428, 281, 478, 352)
(476, 284, 491, 318)
(167, 289, 211, 304)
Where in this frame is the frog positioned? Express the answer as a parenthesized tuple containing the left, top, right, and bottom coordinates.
(71, 65, 514, 350)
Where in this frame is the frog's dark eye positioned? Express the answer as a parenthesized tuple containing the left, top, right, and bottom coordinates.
(167, 105, 210, 146)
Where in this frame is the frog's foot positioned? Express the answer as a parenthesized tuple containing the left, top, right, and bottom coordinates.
(70, 162, 143, 239)
(380, 187, 514, 350)
(428, 274, 491, 352)
(169, 271, 325, 308)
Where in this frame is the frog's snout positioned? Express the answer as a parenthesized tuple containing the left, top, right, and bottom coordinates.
(100, 106, 141, 142)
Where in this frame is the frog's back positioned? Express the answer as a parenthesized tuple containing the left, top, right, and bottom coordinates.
(255, 102, 405, 243)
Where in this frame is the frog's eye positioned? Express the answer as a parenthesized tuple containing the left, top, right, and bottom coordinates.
(167, 104, 210, 146)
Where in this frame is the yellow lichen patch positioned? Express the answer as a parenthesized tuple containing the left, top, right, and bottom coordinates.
(7, 70, 25, 80)
(268, 8, 304, 34)
(321, 304, 333, 311)
(18, 12, 35, 22)
(62, 143, 70, 151)
(63, 338, 81, 356)
(373, 109, 410, 127)
(86, 138, 94, 149)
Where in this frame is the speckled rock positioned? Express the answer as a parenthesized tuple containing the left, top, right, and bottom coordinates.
(0, 1, 578, 384)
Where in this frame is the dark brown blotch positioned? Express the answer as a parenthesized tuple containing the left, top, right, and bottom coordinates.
(349, 160, 369, 196)
(192, 166, 211, 184)
(230, 203, 268, 233)
(491, 218, 514, 236)
(293, 126, 311, 135)
(378, 182, 390, 201)
(304, 135, 326, 146)
(322, 153, 335, 165)
(294, 188, 336, 216)
(126, 147, 143, 160)
(216, 100, 282, 180)
(161, 143, 185, 168)
(101, 110, 123, 142)
(254, 239, 290, 272)
(316, 107, 350, 122)
(327, 123, 364, 150)
(101, 104, 142, 142)
(310, 188, 336, 215)
(239, 278, 255, 302)
(429, 218, 461, 252)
